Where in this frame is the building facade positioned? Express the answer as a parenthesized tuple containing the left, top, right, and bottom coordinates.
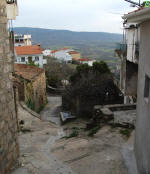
(79, 58, 96, 66)
(14, 34, 32, 46)
(15, 45, 47, 68)
(115, 24, 139, 104)
(43, 49, 52, 56)
(54, 50, 72, 62)
(123, 7, 150, 174)
(0, 1, 19, 173)
(50, 48, 74, 62)
(69, 51, 81, 61)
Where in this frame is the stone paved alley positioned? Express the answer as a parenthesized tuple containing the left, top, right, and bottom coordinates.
(12, 95, 132, 174)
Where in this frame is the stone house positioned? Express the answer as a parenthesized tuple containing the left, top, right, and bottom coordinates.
(0, 0, 19, 174)
(13, 64, 47, 112)
(15, 45, 47, 68)
(123, 7, 150, 174)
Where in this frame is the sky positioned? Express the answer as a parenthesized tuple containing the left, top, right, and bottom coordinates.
(14, 0, 144, 34)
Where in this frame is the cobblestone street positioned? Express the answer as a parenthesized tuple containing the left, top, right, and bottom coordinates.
(12, 95, 131, 174)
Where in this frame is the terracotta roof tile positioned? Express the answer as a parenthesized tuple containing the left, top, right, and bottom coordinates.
(51, 50, 59, 54)
(14, 64, 44, 81)
(79, 58, 92, 61)
(61, 48, 69, 50)
(15, 45, 43, 56)
(69, 51, 80, 54)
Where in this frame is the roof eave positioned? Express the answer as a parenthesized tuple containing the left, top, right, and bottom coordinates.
(123, 7, 150, 23)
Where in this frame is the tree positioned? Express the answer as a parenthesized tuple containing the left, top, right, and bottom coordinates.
(62, 61, 123, 117)
(45, 57, 75, 88)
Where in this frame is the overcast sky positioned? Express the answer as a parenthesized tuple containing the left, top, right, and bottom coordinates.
(14, 0, 144, 34)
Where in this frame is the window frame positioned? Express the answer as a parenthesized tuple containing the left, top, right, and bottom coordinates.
(21, 57, 25, 62)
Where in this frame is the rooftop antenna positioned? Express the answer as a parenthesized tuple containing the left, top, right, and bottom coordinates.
(124, 0, 141, 7)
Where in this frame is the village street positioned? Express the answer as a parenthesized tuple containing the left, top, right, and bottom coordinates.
(12, 95, 132, 174)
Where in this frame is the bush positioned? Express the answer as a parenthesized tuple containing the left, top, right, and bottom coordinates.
(45, 57, 74, 88)
(120, 129, 133, 138)
(88, 126, 101, 137)
(65, 130, 79, 139)
(63, 61, 123, 117)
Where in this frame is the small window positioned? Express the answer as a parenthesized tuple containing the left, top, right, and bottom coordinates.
(21, 57, 25, 62)
(35, 57, 39, 61)
(144, 75, 150, 103)
(15, 39, 19, 43)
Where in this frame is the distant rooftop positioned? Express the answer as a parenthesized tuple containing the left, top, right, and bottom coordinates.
(79, 58, 92, 61)
(15, 45, 43, 56)
(69, 51, 80, 54)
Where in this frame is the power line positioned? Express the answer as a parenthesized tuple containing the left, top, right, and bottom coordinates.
(124, 0, 141, 7)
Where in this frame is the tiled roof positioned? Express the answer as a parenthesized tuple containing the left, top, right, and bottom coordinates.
(51, 50, 59, 54)
(15, 45, 43, 56)
(79, 58, 92, 61)
(14, 64, 44, 81)
(128, 7, 144, 14)
(61, 48, 69, 50)
(69, 51, 80, 54)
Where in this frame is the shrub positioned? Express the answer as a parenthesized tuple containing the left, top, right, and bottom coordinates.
(88, 126, 101, 137)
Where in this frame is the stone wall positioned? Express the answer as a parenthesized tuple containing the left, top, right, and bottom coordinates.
(25, 71, 47, 112)
(0, 1, 19, 174)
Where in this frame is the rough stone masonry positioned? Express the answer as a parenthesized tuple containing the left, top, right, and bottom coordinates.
(0, 0, 19, 174)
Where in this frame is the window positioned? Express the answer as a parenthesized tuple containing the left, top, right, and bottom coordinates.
(35, 57, 39, 61)
(15, 39, 19, 43)
(21, 57, 25, 62)
(144, 75, 150, 103)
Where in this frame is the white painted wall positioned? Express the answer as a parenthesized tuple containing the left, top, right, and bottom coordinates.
(15, 54, 47, 68)
(126, 27, 140, 63)
(80, 60, 96, 66)
(54, 50, 72, 62)
(43, 49, 52, 56)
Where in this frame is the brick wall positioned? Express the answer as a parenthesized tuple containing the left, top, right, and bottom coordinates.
(0, 1, 19, 174)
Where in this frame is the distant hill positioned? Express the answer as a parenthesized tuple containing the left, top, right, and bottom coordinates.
(14, 27, 122, 47)
(14, 27, 122, 69)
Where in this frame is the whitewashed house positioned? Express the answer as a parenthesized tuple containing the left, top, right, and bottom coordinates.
(43, 49, 52, 56)
(54, 50, 72, 62)
(14, 34, 32, 47)
(51, 48, 74, 62)
(79, 58, 96, 66)
(15, 45, 47, 68)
